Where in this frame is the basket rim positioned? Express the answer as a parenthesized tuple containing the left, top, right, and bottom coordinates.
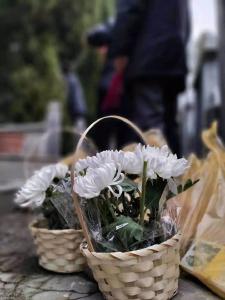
(80, 232, 181, 257)
(29, 219, 83, 234)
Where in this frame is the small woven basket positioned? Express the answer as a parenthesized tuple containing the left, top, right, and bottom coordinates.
(30, 219, 86, 273)
(81, 233, 181, 300)
(71, 116, 182, 299)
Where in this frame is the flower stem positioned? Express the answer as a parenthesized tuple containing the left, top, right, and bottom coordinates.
(140, 161, 148, 226)
(105, 195, 117, 221)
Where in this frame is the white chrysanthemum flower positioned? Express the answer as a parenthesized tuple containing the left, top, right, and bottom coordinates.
(75, 149, 142, 175)
(145, 145, 189, 179)
(15, 163, 68, 208)
(55, 163, 69, 178)
(134, 144, 189, 180)
(74, 163, 124, 199)
(113, 150, 141, 174)
(75, 150, 114, 173)
(74, 145, 188, 197)
(76, 150, 126, 172)
(126, 144, 156, 178)
(75, 144, 188, 178)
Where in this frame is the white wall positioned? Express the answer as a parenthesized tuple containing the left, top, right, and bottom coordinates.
(190, 0, 218, 41)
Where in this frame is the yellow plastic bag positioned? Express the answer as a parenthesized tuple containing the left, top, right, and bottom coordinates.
(180, 122, 225, 299)
(182, 240, 225, 299)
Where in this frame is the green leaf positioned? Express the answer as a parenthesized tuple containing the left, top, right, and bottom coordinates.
(183, 179, 199, 191)
(120, 178, 138, 192)
(145, 178, 167, 217)
(177, 184, 183, 194)
(42, 177, 79, 230)
(103, 216, 144, 251)
(167, 178, 199, 200)
(95, 196, 115, 226)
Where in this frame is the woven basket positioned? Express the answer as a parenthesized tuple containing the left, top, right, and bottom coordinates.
(71, 116, 181, 299)
(81, 233, 181, 300)
(30, 219, 86, 273)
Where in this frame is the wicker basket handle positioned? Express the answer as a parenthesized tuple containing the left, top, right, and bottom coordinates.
(71, 115, 148, 251)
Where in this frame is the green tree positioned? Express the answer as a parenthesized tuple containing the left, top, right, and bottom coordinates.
(0, 0, 115, 123)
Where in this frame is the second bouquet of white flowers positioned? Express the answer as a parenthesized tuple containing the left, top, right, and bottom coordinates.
(74, 144, 198, 252)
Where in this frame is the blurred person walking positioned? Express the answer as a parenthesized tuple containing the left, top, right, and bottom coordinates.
(110, 0, 190, 154)
(87, 19, 115, 117)
(62, 62, 87, 134)
(86, 20, 124, 150)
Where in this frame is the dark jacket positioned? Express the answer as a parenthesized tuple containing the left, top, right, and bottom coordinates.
(110, 0, 190, 86)
(86, 18, 115, 48)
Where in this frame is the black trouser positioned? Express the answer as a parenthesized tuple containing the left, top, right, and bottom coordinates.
(91, 113, 125, 151)
(120, 78, 182, 155)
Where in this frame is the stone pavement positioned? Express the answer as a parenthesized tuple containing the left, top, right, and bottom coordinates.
(0, 211, 221, 300)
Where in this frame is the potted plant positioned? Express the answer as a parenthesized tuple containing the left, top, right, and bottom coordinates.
(15, 162, 85, 273)
(72, 142, 197, 299)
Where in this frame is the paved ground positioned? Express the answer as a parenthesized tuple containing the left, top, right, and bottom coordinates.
(0, 206, 221, 300)
(0, 183, 222, 300)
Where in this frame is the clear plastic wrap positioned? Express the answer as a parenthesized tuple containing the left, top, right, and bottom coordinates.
(79, 192, 179, 253)
(42, 176, 80, 230)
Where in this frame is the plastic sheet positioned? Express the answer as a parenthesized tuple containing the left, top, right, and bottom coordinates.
(80, 192, 178, 253)
(178, 122, 225, 299)
(42, 176, 80, 230)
